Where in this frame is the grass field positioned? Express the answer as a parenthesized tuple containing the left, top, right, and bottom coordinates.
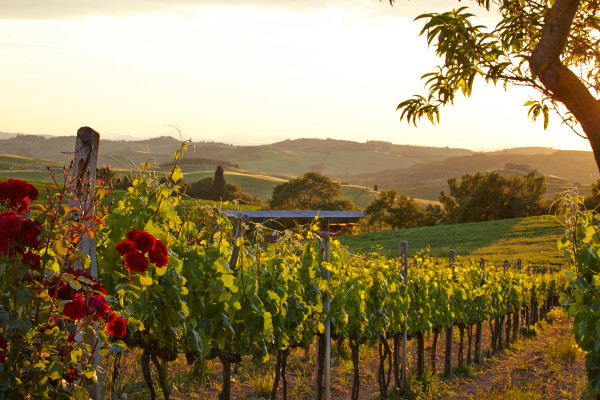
(0, 154, 62, 166)
(338, 215, 567, 267)
(180, 165, 378, 205)
(180, 167, 288, 201)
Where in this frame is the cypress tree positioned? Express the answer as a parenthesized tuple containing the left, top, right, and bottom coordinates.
(212, 166, 226, 200)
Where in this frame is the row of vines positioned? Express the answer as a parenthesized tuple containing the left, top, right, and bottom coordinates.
(0, 138, 592, 400)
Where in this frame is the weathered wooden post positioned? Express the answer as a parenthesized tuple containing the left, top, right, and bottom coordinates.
(498, 260, 509, 349)
(217, 214, 246, 400)
(316, 234, 331, 399)
(444, 250, 455, 377)
(69, 127, 102, 400)
(399, 241, 408, 390)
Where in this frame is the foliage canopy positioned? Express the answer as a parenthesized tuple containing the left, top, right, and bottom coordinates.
(439, 171, 547, 223)
(387, 0, 600, 170)
(365, 189, 421, 229)
(269, 171, 356, 211)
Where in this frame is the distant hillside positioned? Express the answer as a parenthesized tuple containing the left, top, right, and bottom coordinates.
(0, 134, 184, 167)
(0, 133, 597, 205)
(350, 149, 598, 196)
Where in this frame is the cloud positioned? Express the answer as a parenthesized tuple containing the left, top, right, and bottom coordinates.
(0, 0, 400, 19)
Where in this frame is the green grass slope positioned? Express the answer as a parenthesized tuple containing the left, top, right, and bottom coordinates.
(181, 166, 377, 206)
(0, 154, 61, 166)
(338, 215, 566, 267)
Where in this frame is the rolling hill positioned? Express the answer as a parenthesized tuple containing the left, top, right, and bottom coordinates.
(0, 133, 597, 205)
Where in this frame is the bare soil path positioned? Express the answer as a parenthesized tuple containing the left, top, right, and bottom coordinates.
(439, 315, 588, 400)
(112, 310, 591, 400)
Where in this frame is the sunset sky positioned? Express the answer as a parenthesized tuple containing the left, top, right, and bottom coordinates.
(0, 0, 591, 151)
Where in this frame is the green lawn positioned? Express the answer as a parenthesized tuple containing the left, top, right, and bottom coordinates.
(338, 215, 567, 267)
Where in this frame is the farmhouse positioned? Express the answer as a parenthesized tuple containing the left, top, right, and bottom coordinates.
(504, 163, 531, 173)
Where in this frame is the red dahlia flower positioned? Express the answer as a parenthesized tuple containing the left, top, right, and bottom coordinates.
(149, 240, 168, 267)
(124, 250, 149, 273)
(126, 229, 142, 241)
(132, 231, 156, 253)
(107, 316, 127, 338)
(115, 240, 135, 255)
(0, 179, 38, 214)
(20, 219, 41, 248)
(88, 294, 109, 317)
(63, 294, 90, 320)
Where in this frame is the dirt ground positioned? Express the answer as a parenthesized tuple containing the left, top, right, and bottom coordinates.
(110, 309, 590, 400)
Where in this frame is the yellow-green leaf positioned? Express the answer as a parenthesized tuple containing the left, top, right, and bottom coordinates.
(213, 260, 230, 274)
(139, 275, 153, 286)
(155, 265, 167, 277)
(220, 274, 238, 293)
(52, 240, 68, 256)
(172, 166, 183, 183)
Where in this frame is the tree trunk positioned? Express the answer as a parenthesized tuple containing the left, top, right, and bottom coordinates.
(111, 352, 122, 399)
(505, 313, 512, 347)
(271, 350, 282, 400)
(489, 320, 496, 353)
(350, 339, 361, 400)
(150, 353, 170, 400)
(282, 349, 289, 400)
(444, 326, 453, 376)
(497, 316, 504, 351)
(430, 329, 439, 373)
(466, 324, 473, 366)
(141, 350, 156, 400)
(513, 310, 520, 342)
(393, 333, 401, 391)
(530, 0, 600, 173)
(417, 332, 425, 379)
(219, 357, 231, 400)
(474, 323, 482, 364)
(377, 337, 392, 400)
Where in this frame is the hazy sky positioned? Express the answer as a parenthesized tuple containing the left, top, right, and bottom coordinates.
(0, 0, 591, 151)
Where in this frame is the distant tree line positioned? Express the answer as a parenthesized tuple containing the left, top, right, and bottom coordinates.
(365, 171, 549, 230)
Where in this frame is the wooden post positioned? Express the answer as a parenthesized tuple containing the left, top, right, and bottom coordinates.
(228, 215, 246, 272)
(69, 127, 100, 274)
(316, 235, 331, 399)
(399, 241, 408, 390)
(69, 127, 102, 400)
(444, 250, 455, 377)
(474, 258, 484, 364)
